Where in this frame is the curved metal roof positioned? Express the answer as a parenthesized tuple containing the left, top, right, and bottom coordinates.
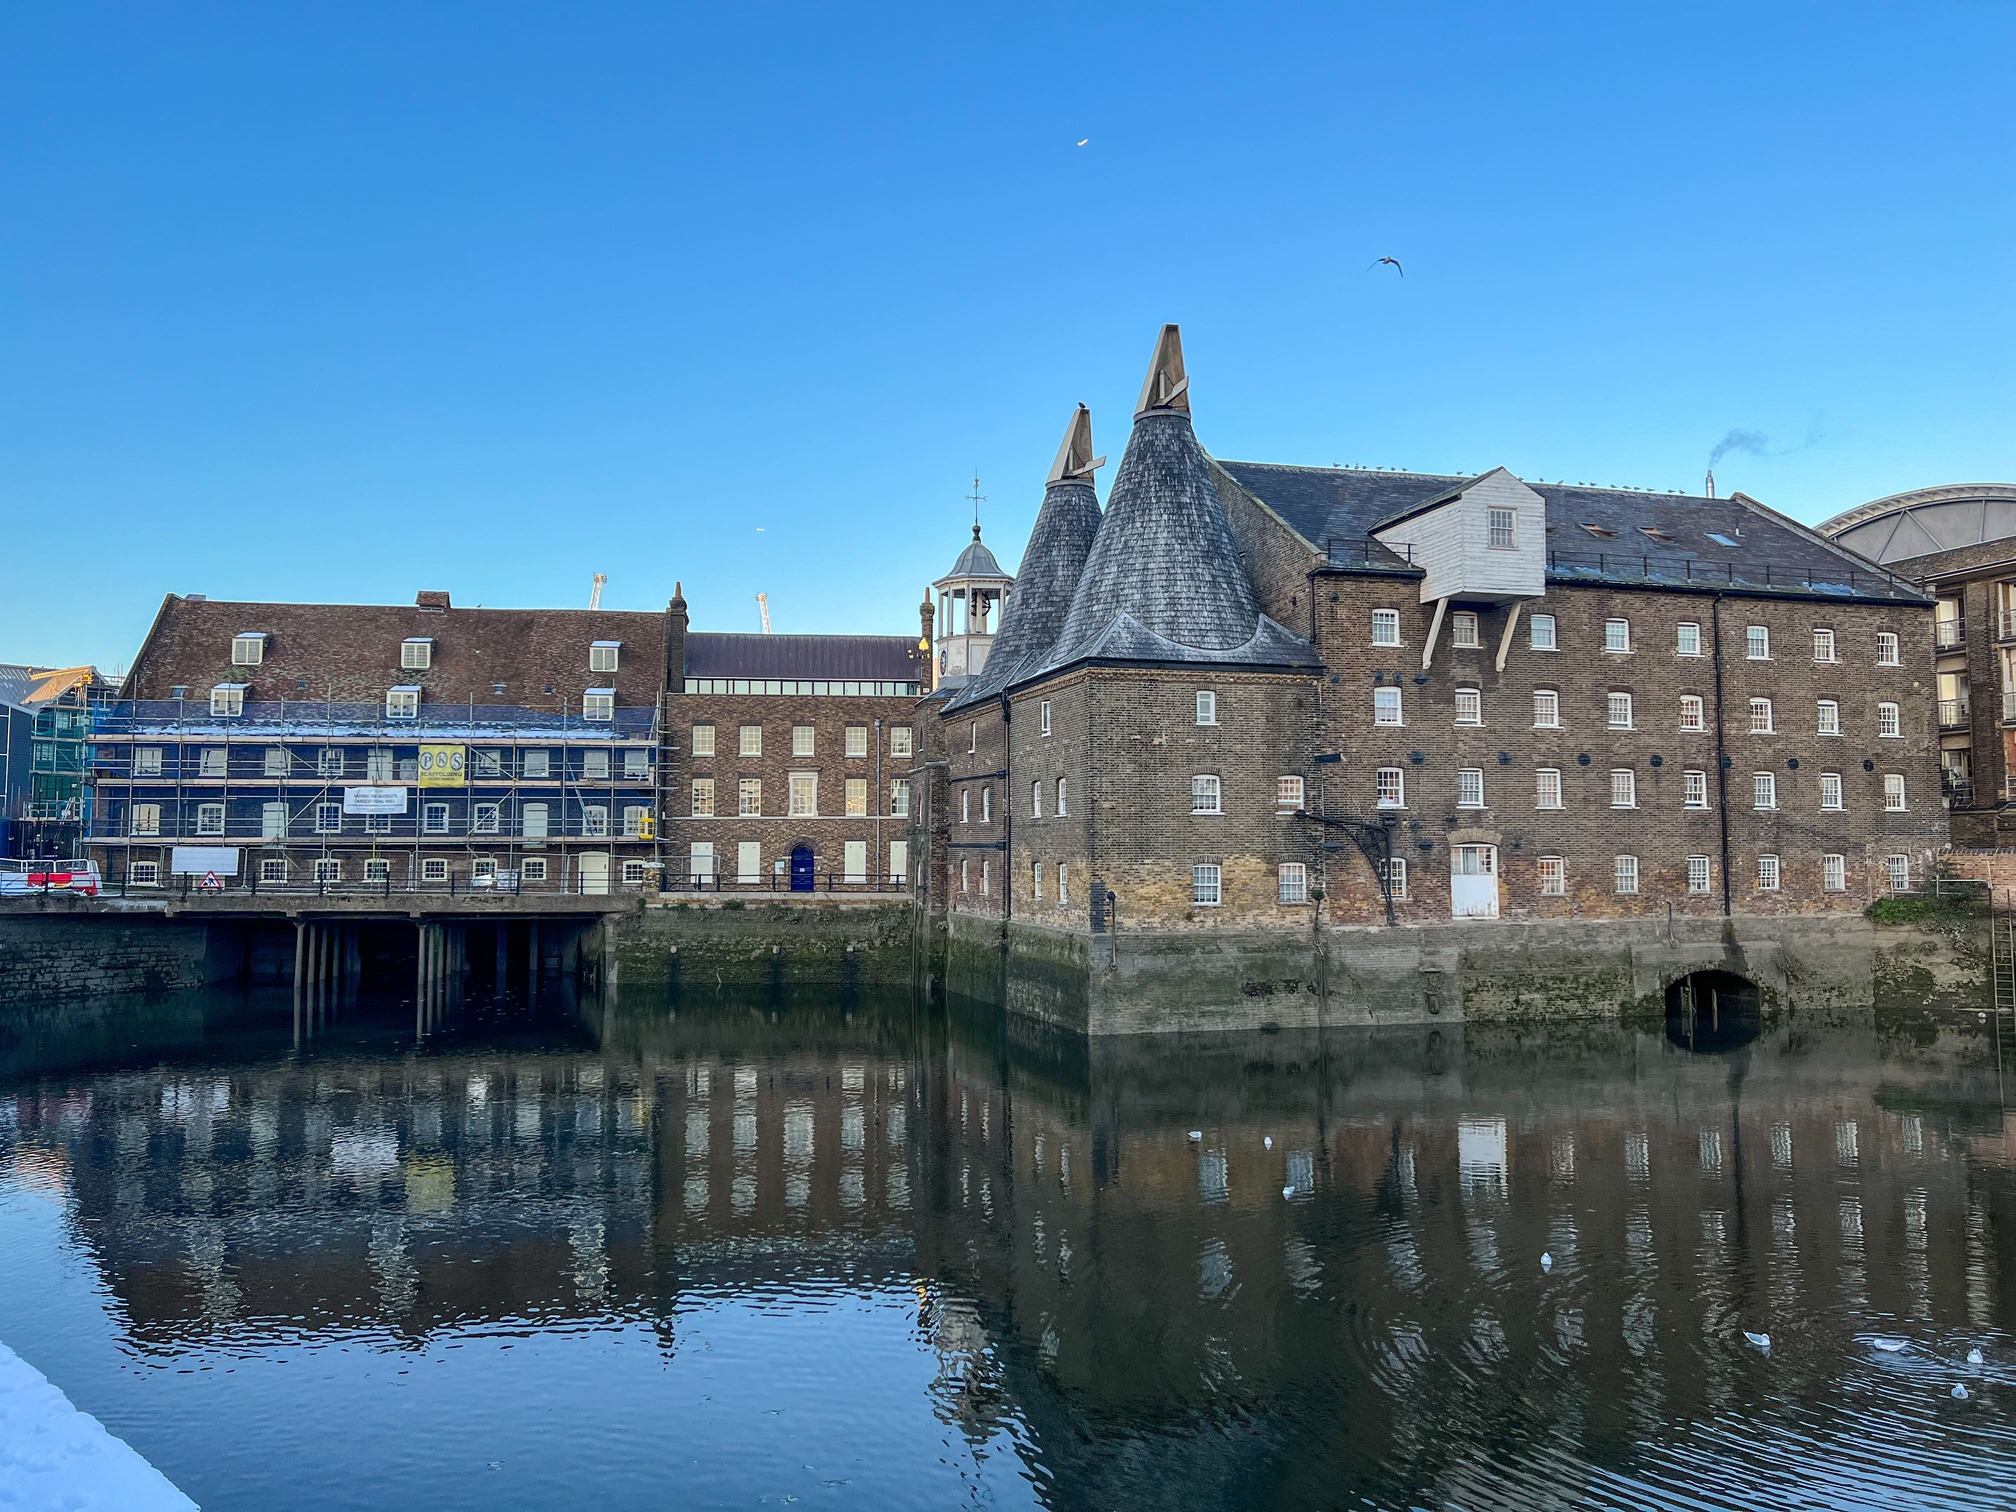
(1816, 483, 2016, 565)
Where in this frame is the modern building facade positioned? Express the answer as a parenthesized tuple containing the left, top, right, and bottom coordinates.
(918, 327, 1946, 1002)
(1818, 484, 2016, 846)
(0, 663, 113, 858)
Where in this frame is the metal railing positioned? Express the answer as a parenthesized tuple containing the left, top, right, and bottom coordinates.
(662, 870, 910, 895)
(1943, 777, 1975, 808)
(93, 700, 657, 739)
(1936, 619, 1967, 650)
(1939, 698, 1971, 729)
(1320, 538, 1915, 597)
(95, 870, 652, 900)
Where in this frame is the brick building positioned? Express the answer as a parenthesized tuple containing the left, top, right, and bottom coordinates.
(90, 591, 666, 892)
(661, 585, 928, 890)
(1818, 483, 2016, 846)
(919, 326, 1947, 973)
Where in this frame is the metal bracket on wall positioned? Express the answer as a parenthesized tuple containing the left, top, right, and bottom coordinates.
(1307, 812, 1399, 925)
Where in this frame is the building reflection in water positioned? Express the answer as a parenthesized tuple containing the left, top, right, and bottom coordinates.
(1, 982, 2013, 1510)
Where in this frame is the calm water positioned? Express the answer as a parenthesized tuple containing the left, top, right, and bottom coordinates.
(1, 983, 2014, 1511)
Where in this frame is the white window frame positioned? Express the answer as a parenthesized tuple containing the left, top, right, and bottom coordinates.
(1373, 687, 1403, 726)
(739, 778, 762, 817)
(1757, 854, 1781, 892)
(1456, 768, 1485, 808)
(401, 638, 432, 670)
(1191, 864, 1222, 907)
(314, 801, 341, 834)
(622, 747, 649, 780)
(1679, 695, 1705, 732)
(1191, 774, 1223, 814)
(1532, 689, 1560, 728)
(131, 803, 161, 836)
(1604, 618, 1631, 654)
(1607, 691, 1634, 730)
(1486, 506, 1517, 550)
(792, 724, 816, 757)
(211, 684, 246, 717)
(582, 748, 610, 781)
(231, 634, 265, 667)
(134, 746, 163, 777)
(582, 691, 614, 723)
(1613, 855, 1639, 894)
(1676, 622, 1702, 656)
(1195, 690, 1218, 726)
(1820, 773, 1843, 811)
(315, 858, 343, 885)
(622, 804, 650, 838)
(1451, 611, 1480, 649)
(1529, 613, 1558, 651)
(519, 857, 548, 883)
(1384, 856, 1409, 900)
(1454, 687, 1482, 726)
(1813, 628, 1836, 663)
(1277, 863, 1309, 904)
(580, 803, 610, 838)
(890, 725, 913, 757)
(1277, 775, 1305, 810)
(422, 801, 450, 835)
(789, 773, 818, 818)
(1371, 609, 1402, 647)
(1375, 767, 1406, 809)
(195, 802, 226, 835)
(198, 745, 226, 778)
(691, 723, 716, 757)
(1822, 853, 1847, 892)
(1535, 768, 1563, 809)
(844, 725, 869, 758)
(1687, 855, 1712, 894)
(1055, 778, 1068, 816)
(317, 747, 344, 778)
(1886, 854, 1910, 892)
(844, 776, 869, 817)
(128, 860, 161, 887)
(421, 857, 450, 883)
(890, 780, 910, 817)
(1610, 769, 1637, 809)
(1817, 700, 1841, 736)
(1749, 697, 1774, 735)
(1877, 702, 1901, 738)
(386, 686, 420, 720)
(1745, 625, 1771, 661)
(1684, 770, 1709, 809)
(1883, 773, 1907, 811)
(258, 856, 289, 885)
(739, 724, 763, 757)
(1753, 772, 1777, 811)
(691, 778, 715, 817)
(589, 642, 621, 673)
(474, 802, 501, 834)
(1538, 856, 1566, 896)
(1877, 632, 1901, 667)
(1039, 701, 1052, 736)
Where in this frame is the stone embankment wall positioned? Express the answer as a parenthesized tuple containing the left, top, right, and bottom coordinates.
(0, 902, 219, 1006)
(611, 898, 920, 994)
(974, 906, 1989, 1036)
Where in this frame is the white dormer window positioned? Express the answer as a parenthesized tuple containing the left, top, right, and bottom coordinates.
(231, 633, 266, 667)
(584, 689, 616, 722)
(1486, 507, 1516, 549)
(402, 638, 433, 670)
(386, 686, 421, 720)
(590, 641, 621, 673)
(211, 683, 247, 717)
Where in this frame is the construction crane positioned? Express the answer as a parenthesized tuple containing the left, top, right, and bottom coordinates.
(588, 573, 606, 610)
(756, 593, 772, 634)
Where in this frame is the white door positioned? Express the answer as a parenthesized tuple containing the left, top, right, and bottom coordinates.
(578, 852, 610, 895)
(737, 840, 762, 883)
(1451, 844, 1499, 918)
(522, 802, 549, 839)
(689, 841, 715, 885)
(888, 840, 909, 889)
(843, 840, 868, 884)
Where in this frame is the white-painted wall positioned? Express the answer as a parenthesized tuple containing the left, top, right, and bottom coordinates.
(1374, 470, 1547, 604)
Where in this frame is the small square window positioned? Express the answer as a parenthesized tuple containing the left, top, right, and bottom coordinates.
(522, 749, 551, 778)
(1191, 774, 1222, 814)
(231, 634, 265, 667)
(259, 857, 289, 884)
(1371, 609, 1402, 647)
(386, 687, 420, 719)
(134, 747, 163, 776)
(474, 802, 501, 833)
(422, 801, 450, 834)
(1451, 611, 1480, 649)
(1191, 864, 1222, 906)
(128, 860, 161, 887)
(195, 802, 225, 835)
(691, 724, 717, 757)
(422, 857, 450, 882)
(199, 746, 226, 777)
(583, 692, 614, 722)
(401, 639, 432, 670)
(1195, 691, 1217, 725)
(211, 684, 246, 717)
(1538, 856, 1566, 895)
(1276, 775, 1305, 810)
(1278, 863, 1308, 903)
(589, 642, 620, 673)
(521, 857, 549, 883)
(316, 858, 343, 884)
(1529, 613, 1558, 651)
(318, 747, 344, 778)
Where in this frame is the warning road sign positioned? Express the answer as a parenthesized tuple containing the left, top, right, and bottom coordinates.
(199, 872, 223, 891)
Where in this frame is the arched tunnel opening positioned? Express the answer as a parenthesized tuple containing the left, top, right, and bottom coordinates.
(1664, 969, 1762, 1051)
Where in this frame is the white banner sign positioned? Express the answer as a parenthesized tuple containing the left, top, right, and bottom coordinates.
(170, 847, 241, 876)
(344, 786, 409, 815)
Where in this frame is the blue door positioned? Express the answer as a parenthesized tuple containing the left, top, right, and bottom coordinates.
(790, 845, 815, 892)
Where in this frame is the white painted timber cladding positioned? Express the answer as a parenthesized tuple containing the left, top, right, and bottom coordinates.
(1373, 470, 1547, 603)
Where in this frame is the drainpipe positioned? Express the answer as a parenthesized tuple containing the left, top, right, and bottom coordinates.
(1711, 593, 1733, 917)
(998, 693, 1012, 935)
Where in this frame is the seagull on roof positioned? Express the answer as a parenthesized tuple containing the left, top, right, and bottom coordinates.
(1369, 256, 1403, 277)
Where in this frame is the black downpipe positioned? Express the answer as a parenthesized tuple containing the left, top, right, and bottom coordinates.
(1710, 594, 1733, 916)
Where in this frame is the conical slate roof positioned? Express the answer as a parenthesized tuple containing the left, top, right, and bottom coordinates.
(1036, 326, 1316, 678)
(946, 405, 1105, 710)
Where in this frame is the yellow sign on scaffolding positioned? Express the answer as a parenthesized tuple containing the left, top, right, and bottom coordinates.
(418, 744, 466, 788)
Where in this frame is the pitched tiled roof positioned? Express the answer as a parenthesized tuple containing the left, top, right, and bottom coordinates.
(946, 473, 1102, 710)
(1039, 408, 1317, 677)
(683, 633, 925, 683)
(1217, 462, 1924, 602)
(123, 596, 671, 706)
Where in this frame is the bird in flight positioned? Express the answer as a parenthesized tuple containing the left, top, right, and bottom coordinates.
(1076, 138, 1089, 147)
(1369, 256, 1403, 276)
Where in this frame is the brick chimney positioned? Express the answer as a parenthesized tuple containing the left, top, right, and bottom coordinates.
(666, 581, 689, 690)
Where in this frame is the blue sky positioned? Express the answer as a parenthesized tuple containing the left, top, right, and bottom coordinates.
(5, 2, 2012, 671)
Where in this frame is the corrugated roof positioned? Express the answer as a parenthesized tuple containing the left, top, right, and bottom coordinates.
(1216, 462, 1923, 602)
(683, 632, 925, 683)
